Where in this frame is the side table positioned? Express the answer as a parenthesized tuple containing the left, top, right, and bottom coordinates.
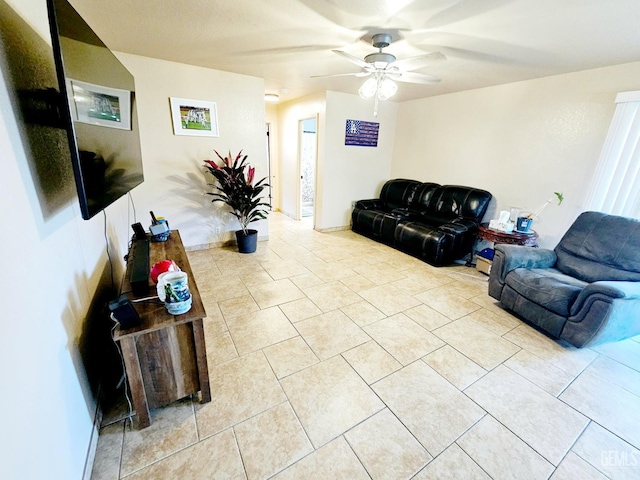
(468, 223, 539, 270)
(477, 223, 539, 247)
(114, 230, 210, 428)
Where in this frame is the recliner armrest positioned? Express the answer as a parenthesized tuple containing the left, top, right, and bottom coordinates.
(354, 199, 384, 210)
(492, 244, 557, 283)
(571, 280, 640, 315)
(438, 222, 468, 236)
(451, 217, 478, 230)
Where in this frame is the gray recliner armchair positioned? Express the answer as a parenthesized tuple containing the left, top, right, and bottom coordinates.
(489, 211, 640, 347)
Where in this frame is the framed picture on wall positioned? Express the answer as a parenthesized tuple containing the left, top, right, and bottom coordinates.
(66, 79, 131, 130)
(345, 119, 379, 147)
(169, 97, 219, 137)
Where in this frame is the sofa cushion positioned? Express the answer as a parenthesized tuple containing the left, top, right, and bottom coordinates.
(555, 211, 640, 283)
(379, 179, 422, 210)
(410, 182, 441, 211)
(352, 209, 402, 245)
(428, 185, 492, 222)
(394, 221, 453, 266)
(505, 268, 587, 316)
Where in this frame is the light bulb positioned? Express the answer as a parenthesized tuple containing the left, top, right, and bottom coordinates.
(377, 78, 398, 100)
(358, 78, 377, 99)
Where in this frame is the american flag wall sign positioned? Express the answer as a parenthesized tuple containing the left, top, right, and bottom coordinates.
(345, 119, 379, 147)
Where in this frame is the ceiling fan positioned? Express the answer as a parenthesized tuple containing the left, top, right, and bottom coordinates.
(314, 33, 446, 115)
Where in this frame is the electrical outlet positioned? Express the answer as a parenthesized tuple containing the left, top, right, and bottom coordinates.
(215, 226, 221, 235)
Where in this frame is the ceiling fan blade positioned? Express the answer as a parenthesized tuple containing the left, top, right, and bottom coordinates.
(394, 71, 441, 84)
(239, 44, 342, 56)
(391, 52, 446, 72)
(332, 50, 370, 68)
(311, 71, 371, 79)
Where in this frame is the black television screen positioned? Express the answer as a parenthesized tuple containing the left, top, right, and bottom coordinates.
(47, 0, 144, 220)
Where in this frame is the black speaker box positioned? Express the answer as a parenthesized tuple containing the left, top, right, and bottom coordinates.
(108, 295, 141, 329)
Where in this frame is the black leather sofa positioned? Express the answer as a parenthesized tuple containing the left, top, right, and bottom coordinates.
(351, 179, 492, 266)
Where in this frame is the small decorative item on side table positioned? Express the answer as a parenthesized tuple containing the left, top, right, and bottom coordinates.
(478, 222, 539, 247)
(149, 210, 171, 242)
(472, 223, 539, 275)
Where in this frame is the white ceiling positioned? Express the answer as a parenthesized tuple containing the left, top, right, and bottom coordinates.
(70, 0, 640, 103)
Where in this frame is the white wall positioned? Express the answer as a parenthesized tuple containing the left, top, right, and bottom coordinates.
(1, 2, 128, 478)
(322, 91, 398, 229)
(117, 53, 267, 248)
(265, 103, 279, 211)
(0, 2, 266, 478)
(276, 90, 398, 230)
(392, 62, 640, 247)
(276, 92, 326, 220)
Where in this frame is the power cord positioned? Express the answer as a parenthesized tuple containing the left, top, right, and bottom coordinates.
(103, 210, 115, 293)
(128, 191, 138, 226)
(110, 315, 134, 426)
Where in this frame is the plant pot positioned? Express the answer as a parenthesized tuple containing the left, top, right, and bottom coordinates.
(516, 216, 533, 232)
(235, 229, 258, 253)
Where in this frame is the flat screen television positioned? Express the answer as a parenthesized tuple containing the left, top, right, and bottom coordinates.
(47, 0, 144, 220)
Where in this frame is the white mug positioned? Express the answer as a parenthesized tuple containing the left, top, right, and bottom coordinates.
(157, 271, 192, 314)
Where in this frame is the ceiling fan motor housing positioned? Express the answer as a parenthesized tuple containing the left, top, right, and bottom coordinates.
(371, 33, 392, 49)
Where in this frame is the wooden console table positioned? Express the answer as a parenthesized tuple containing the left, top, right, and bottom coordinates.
(478, 222, 539, 247)
(114, 230, 210, 428)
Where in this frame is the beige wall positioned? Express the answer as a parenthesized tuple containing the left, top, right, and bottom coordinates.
(276, 92, 326, 220)
(275, 90, 398, 230)
(392, 61, 640, 247)
(0, 2, 266, 478)
(265, 103, 279, 211)
(1, 1, 116, 478)
(117, 53, 267, 248)
(322, 91, 398, 229)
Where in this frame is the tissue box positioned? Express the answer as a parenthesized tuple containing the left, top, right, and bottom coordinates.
(476, 256, 492, 275)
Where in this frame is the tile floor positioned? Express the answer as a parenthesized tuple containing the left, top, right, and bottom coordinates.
(91, 213, 640, 480)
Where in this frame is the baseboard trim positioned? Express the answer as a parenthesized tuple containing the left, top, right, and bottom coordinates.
(317, 225, 350, 233)
(185, 236, 270, 251)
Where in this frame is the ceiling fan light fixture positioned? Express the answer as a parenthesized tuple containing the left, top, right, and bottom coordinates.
(358, 77, 377, 99)
(264, 93, 280, 102)
(364, 52, 396, 69)
(377, 77, 398, 100)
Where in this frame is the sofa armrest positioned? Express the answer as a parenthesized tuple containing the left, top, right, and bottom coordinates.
(355, 199, 384, 210)
(451, 217, 478, 230)
(438, 222, 468, 236)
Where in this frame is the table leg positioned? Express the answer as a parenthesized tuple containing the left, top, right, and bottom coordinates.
(192, 318, 211, 403)
(119, 337, 151, 428)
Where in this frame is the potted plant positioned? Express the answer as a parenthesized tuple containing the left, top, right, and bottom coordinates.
(204, 150, 269, 253)
(517, 192, 564, 232)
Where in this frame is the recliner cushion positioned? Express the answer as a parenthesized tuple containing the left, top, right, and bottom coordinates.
(352, 209, 401, 245)
(505, 267, 588, 316)
(410, 182, 441, 211)
(394, 220, 453, 266)
(555, 211, 640, 283)
(379, 179, 421, 210)
(428, 185, 492, 222)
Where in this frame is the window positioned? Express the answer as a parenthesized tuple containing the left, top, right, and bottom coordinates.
(584, 91, 640, 218)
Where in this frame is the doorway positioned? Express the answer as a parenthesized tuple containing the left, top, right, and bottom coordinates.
(265, 123, 273, 210)
(299, 117, 317, 219)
